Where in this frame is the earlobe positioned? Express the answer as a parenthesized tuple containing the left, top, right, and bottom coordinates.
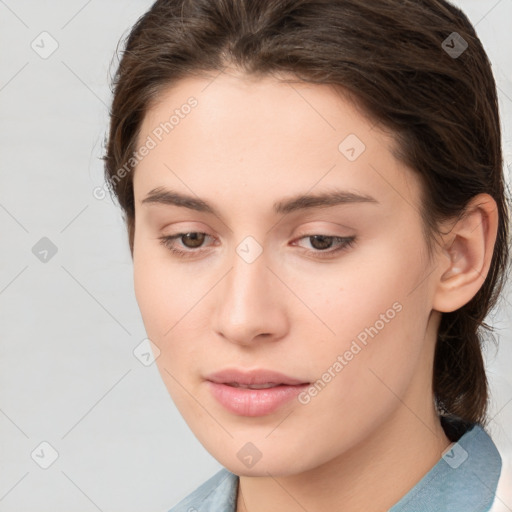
(432, 194, 498, 313)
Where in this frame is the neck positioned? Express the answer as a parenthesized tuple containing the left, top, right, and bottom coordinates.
(236, 404, 451, 512)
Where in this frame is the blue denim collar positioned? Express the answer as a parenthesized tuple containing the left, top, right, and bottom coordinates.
(169, 423, 502, 512)
(390, 423, 502, 512)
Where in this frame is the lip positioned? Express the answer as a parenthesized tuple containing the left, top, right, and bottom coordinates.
(205, 368, 309, 386)
(205, 368, 310, 417)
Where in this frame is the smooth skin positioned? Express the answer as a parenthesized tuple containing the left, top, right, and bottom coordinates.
(131, 68, 498, 512)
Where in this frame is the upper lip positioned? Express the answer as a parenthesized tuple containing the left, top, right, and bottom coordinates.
(205, 368, 309, 386)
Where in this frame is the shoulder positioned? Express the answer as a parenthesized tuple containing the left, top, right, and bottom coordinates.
(488, 433, 512, 512)
(390, 422, 503, 512)
(167, 468, 239, 512)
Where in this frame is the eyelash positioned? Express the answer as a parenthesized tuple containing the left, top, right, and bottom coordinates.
(157, 232, 356, 260)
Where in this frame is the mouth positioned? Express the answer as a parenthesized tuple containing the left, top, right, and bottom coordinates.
(223, 382, 297, 389)
(205, 367, 310, 387)
(204, 368, 311, 416)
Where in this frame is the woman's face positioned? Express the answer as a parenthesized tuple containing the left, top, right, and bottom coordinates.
(132, 70, 446, 476)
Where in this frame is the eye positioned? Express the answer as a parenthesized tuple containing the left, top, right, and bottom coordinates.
(293, 234, 356, 258)
(158, 232, 356, 260)
(158, 232, 214, 258)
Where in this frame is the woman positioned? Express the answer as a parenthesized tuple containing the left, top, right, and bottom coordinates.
(103, 0, 510, 510)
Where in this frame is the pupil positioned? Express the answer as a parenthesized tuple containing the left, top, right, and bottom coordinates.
(183, 233, 204, 248)
(310, 235, 333, 250)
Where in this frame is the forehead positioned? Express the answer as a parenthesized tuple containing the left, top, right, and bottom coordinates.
(133, 71, 422, 217)
(138, 70, 375, 150)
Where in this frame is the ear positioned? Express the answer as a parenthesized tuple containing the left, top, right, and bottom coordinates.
(432, 193, 499, 313)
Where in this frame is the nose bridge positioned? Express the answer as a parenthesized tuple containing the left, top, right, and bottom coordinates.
(213, 237, 285, 343)
(224, 242, 269, 318)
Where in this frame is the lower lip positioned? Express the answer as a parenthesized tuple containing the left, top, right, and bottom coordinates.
(206, 381, 309, 416)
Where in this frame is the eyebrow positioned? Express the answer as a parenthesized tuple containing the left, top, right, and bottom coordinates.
(141, 186, 380, 216)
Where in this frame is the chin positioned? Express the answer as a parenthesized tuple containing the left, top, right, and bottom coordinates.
(210, 443, 320, 478)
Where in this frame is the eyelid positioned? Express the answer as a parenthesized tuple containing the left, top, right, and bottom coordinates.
(292, 220, 355, 233)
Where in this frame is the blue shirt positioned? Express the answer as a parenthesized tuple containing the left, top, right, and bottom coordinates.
(168, 422, 502, 512)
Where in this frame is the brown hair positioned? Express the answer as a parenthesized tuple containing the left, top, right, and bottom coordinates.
(103, 0, 511, 427)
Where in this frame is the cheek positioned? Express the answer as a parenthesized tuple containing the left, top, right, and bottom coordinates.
(294, 297, 428, 457)
(133, 259, 165, 336)
(133, 236, 190, 332)
(305, 240, 431, 400)
(133, 252, 202, 406)
(133, 237, 179, 348)
(132, 244, 212, 370)
(293, 238, 424, 347)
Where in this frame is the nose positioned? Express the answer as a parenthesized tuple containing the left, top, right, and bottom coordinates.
(212, 244, 289, 346)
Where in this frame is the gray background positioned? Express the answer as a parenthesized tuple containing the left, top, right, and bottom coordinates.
(0, 1, 511, 510)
